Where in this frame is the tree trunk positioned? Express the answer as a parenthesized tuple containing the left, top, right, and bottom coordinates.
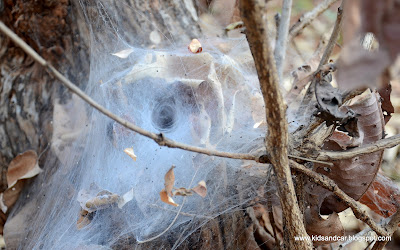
(1, 0, 269, 248)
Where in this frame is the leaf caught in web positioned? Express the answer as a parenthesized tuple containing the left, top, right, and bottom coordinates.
(123, 148, 137, 162)
(188, 39, 202, 54)
(160, 189, 179, 207)
(111, 48, 134, 59)
(192, 180, 207, 198)
(164, 166, 175, 197)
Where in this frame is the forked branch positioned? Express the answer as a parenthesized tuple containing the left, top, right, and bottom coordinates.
(240, 0, 312, 249)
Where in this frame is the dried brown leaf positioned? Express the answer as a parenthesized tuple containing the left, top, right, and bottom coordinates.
(7, 150, 41, 188)
(159, 189, 179, 207)
(317, 90, 385, 214)
(123, 148, 137, 161)
(305, 206, 344, 246)
(164, 166, 175, 197)
(192, 180, 207, 198)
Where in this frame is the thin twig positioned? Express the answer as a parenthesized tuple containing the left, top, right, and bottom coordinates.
(318, 134, 400, 161)
(274, 0, 293, 82)
(240, 1, 312, 249)
(289, 0, 340, 40)
(290, 160, 390, 237)
(318, 0, 344, 69)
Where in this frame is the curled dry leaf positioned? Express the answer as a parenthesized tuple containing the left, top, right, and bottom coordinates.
(111, 48, 134, 59)
(164, 165, 175, 197)
(123, 148, 137, 161)
(7, 150, 41, 188)
(192, 180, 207, 198)
(0, 180, 26, 214)
(0, 150, 42, 214)
(160, 189, 179, 207)
(315, 76, 356, 126)
(316, 90, 385, 214)
(188, 39, 202, 54)
(305, 205, 344, 246)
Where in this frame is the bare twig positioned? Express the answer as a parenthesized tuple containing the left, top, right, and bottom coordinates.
(289, 0, 340, 39)
(318, 134, 400, 161)
(318, 0, 344, 69)
(290, 160, 390, 237)
(240, 1, 312, 249)
(274, 0, 293, 81)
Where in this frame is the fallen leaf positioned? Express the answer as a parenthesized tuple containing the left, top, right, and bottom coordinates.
(111, 48, 134, 59)
(164, 166, 175, 197)
(0, 180, 26, 214)
(305, 205, 344, 246)
(159, 189, 179, 207)
(316, 90, 385, 214)
(192, 180, 207, 198)
(188, 39, 202, 54)
(173, 188, 193, 197)
(123, 148, 137, 161)
(7, 150, 41, 188)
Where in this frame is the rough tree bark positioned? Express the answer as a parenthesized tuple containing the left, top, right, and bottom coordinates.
(0, 0, 269, 248)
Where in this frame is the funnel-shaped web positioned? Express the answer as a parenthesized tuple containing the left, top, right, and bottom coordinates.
(4, 2, 286, 249)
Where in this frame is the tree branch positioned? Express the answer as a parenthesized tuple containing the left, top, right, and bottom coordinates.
(274, 0, 292, 82)
(290, 160, 390, 237)
(240, 1, 312, 249)
(289, 0, 340, 40)
(318, 134, 400, 161)
(318, 0, 344, 69)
